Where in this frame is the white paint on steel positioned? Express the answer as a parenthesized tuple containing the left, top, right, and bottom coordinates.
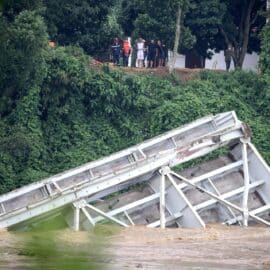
(226, 204, 270, 225)
(73, 206, 80, 231)
(241, 139, 250, 226)
(93, 193, 160, 223)
(165, 172, 206, 228)
(147, 211, 183, 228)
(1, 111, 270, 230)
(85, 203, 129, 227)
(160, 169, 166, 229)
(207, 177, 241, 225)
(124, 211, 135, 226)
(169, 170, 270, 226)
(194, 180, 264, 210)
(81, 207, 95, 226)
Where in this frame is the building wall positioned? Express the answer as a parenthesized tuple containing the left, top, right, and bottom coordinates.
(168, 51, 186, 68)
(205, 51, 259, 71)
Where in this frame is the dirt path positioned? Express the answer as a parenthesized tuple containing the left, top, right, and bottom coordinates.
(1, 225, 270, 270)
(122, 67, 203, 80)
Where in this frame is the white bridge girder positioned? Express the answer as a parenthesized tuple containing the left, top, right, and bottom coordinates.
(0, 111, 270, 230)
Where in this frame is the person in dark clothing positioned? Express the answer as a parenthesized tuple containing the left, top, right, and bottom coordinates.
(143, 41, 148, 67)
(111, 37, 121, 66)
(162, 43, 168, 66)
(224, 44, 234, 71)
(147, 39, 157, 68)
(156, 40, 165, 67)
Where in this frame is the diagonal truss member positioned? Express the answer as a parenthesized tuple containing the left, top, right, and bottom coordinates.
(158, 166, 270, 229)
(73, 199, 129, 231)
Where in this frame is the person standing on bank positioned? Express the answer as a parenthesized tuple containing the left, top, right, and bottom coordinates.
(224, 44, 234, 71)
(122, 38, 131, 67)
(147, 39, 157, 68)
(111, 37, 121, 66)
(156, 40, 165, 67)
(136, 38, 145, 68)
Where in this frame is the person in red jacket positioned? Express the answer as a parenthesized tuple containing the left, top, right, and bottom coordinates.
(122, 39, 131, 67)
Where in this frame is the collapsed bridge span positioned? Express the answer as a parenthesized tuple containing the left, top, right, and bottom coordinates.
(1, 111, 270, 230)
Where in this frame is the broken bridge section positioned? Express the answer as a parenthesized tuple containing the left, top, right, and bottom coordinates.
(0, 111, 270, 230)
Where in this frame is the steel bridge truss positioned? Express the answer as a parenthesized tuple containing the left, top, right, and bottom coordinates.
(1, 111, 270, 230)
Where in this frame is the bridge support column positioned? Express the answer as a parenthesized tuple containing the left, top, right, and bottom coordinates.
(73, 205, 80, 231)
(73, 199, 95, 231)
(160, 167, 166, 229)
(241, 138, 250, 227)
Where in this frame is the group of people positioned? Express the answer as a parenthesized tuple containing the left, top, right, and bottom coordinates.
(111, 37, 168, 68)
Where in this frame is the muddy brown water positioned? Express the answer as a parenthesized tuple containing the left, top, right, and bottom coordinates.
(1, 224, 270, 270)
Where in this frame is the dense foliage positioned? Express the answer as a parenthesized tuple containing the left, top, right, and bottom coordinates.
(0, 1, 270, 196)
(43, 0, 118, 57)
(119, 0, 265, 67)
(0, 10, 48, 115)
(260, 22, 270, 73)
(118, 0, 195, 50)
(1, 43, 270, 193)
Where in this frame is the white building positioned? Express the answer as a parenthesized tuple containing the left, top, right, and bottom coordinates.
(171, 50, 259, 71)
(205, 51, 259, 71)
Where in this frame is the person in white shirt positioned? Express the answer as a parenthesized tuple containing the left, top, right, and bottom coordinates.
(136, 38, 145, 68)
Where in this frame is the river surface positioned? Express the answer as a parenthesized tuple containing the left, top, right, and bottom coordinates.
(1, 224, 270, 270)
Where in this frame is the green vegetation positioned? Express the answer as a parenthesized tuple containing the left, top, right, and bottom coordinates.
(43, 0, 117, 57)
(119, 0, 265, 68)
(0, 1, 270, 195)
(118, 0, 195, 50)
(16, 225, 118, 269)
(260, 22, 270, 74)
(1, 44, 270, 194)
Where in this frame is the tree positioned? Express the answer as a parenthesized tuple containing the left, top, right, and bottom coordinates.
(43, 0, 116, 57)
(170, 2, 182, 72)
(118, 0, 195, 51)
(0, 10, 48, 115)
(184, 0, 226, 59)
(0, 0, 43, 21)
(259, 19, 270, 73)
(184, 0, 265, 69)
(219, 0, 265, 69)
(117, 0, 142, 37)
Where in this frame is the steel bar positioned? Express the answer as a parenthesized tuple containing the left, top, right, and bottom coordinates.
(160, 170, 166, 229)
(147, 212, 183, 228)
(194, 180, 264, 211)
(124, 211, 135, 226)
(85, 203, 129, 227)
(93, 193, 160, 223)
(178, 160, 243, 190)
(170, 169, 270, 226)
(81, 207, 95, 226)
(165, 172, 205, 228)
(241, 140, 250, 226)
(226, 204, 270, 224)
(207, 177, 241, 226)
(73, 206, 80, 231)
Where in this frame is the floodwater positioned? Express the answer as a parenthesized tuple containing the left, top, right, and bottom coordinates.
(1, 224, 270, 270)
